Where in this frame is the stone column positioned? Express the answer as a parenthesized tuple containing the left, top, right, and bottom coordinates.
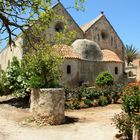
(30, 88, 65, 125)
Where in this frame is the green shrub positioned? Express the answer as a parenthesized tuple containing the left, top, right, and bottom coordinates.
(109, 84, 124, 103)
(123, 88, 140, 116)
(27, 74, 45, 88)
(84, 99, 93, 107)
(124, 85, 140, 134)
(83, 87, 102, 100)
(113, 112, 133, 140)
(23, 46, 62, 88)
(71, 99, 81, 110)
(98, 96, 108, 106)
(95, 71, 114, 86)
(2, 57, 30, 98)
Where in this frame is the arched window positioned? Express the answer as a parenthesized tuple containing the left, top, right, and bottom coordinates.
(55, 22, 64, 32)
(111, 37, 113, 46)
(128, 71, 133, 77)
(101, 31, 108, 40)
(115, 67, 118, 75)
(67, 65, 71, 74)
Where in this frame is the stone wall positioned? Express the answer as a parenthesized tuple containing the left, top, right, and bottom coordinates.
(30, 88, 65, 125)
(53, 3, 84, 39)
(85, 16, 124, 61)
(61, 59, 79, 87)
(0, 35, 23, 70)
(78, 60, 123, 84)
(133, 57, 140, 81)
(61, 58, 123, 87)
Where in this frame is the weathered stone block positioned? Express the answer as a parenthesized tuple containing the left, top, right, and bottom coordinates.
(30, 88, 65, 125)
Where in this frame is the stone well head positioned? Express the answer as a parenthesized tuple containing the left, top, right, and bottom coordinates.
(72, 39, 103, 61)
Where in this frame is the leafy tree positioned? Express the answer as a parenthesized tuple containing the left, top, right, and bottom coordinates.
(23, 45, 63, 88)
(0, 0, 86, 49)
(125, 44, 139, 66)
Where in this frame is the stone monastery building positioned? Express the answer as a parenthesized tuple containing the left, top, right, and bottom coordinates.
(0, 2, 125, 87)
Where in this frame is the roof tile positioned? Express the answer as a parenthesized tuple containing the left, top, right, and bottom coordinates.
(102, 49, 123, 63)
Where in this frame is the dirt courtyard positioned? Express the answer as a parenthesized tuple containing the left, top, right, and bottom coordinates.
(0, 101, 121, 140)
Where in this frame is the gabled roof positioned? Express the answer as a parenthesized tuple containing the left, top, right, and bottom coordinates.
(81, 13, 104, 32)
(102, 49, 123, 63)
(81, 13, 125, 49)
(53, 2, 84, 34)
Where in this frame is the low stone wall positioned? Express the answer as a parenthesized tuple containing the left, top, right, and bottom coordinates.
(133, 128, 140, 140)
(30, 88, 65, 125)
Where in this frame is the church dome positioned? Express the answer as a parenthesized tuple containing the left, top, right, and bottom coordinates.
(72, 39, 103, 61)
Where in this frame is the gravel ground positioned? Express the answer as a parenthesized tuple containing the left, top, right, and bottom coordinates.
(0, 103, 121, 140)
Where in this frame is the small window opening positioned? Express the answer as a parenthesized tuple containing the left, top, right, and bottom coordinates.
(111, 37, 113, 46)
(115, 67, 118, 75)
(55, 22, 64, 32)
(67, 65, 71, 74)
(101, 31, 108, 40)
(128, 71, 133, 77)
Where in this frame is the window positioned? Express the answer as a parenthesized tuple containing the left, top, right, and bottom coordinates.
(101, 31, 108, 40)
(128, 71, 133, 77)
(115, 67, 118, 75)
(55, 22, 64, 32)
(111, 37, 113, 46)
(67, 65, 71, 74)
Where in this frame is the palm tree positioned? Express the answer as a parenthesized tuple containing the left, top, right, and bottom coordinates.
(125, 44, 139, 66)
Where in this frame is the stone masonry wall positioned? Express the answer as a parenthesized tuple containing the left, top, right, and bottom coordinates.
(85, 16, 124, 61)
(30, 88, 65, 125)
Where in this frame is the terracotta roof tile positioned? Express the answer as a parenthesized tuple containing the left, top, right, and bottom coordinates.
(53, 45, 80, 59)
(102, 49, 123, 63)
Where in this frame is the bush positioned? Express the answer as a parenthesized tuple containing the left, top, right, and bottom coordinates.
(71, 99, 81, 110)
(109, 84, 124, 103)
(84, 99, 93, 107)
(98, 96, 108, 106)
(23, 46, 62, 88)
(113, 112, 133, 140)
(123, 86, 140, 116)
(95, 71, 114, 86)
(83, 87, 102, 100)
(113, 84, 140, 139)
(1, 57, 30, 98)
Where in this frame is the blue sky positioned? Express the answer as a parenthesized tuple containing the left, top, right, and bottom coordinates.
(60, 0, 140, 51)
(1, 0, 140, 51)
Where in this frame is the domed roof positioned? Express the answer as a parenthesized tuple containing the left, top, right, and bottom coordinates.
(102, 49, 123, 63)
(72, 39, 103, 61)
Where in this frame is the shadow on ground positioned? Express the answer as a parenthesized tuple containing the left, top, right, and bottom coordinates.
(0, 96, 30, 109)
(64, 116, 79, 124)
